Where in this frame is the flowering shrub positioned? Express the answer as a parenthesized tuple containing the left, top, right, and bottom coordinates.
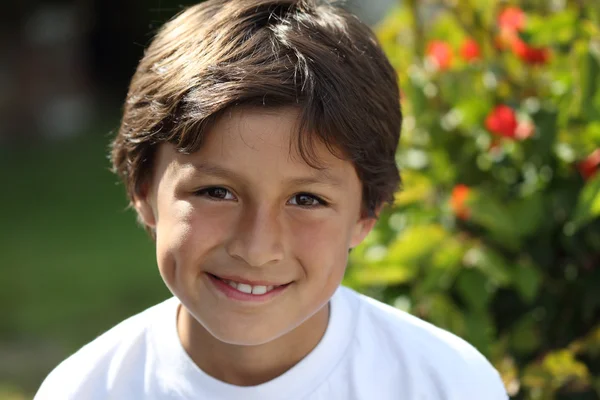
(460, 38, 481, 62)
(426, 40, 454, 70)
(347, 1, 600, 399)
(486, 105, 518, 138)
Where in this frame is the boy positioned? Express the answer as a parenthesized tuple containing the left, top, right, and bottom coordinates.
(35, 0, 509, 398)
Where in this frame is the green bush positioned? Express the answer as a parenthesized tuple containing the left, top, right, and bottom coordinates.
(345, 1, 600, 399)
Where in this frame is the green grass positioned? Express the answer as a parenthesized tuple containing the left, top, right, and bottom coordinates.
(0, 129, 170, 393)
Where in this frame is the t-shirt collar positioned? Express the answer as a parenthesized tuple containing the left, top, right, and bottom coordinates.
(150, 286, 357, 400)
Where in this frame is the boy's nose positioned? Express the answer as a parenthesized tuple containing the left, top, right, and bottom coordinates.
(225, 205, 285, 268)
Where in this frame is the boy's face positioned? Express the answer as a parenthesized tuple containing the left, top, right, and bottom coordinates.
(135, 106, 377, 345)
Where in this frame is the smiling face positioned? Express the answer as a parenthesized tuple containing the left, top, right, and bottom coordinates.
(134, 106, 377, 346)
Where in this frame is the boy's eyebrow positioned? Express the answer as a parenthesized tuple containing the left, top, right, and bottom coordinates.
(187, 161, 344, 187)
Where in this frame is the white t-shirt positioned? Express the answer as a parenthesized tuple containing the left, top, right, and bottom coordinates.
(35, 286, 508, 399)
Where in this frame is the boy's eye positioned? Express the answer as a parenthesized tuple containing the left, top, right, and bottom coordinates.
(195, 187, 236, 200)
(288, 193, 327, 207)
(194, 188, 325, 207)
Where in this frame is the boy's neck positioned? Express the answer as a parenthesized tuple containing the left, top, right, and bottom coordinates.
(176, 303, 330, 386)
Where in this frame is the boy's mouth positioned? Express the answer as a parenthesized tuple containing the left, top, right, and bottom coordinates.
(207, 273, 290, 296)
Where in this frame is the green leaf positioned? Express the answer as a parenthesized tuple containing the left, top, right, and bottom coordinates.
(569, 173, 600, 230)
(583, 46, 600, 121)
(510, 314, 541, 355)
(542, 350, 591, 388)
(570, 40, 600, 120)
(416, 238, 465, 295)
(456, 268, 493, 311)
(512, 260, 542, 304)
(468, 192, 522, 251)
(580, 325, 600, 356)
(348, 225, 448, 286)
(431, 237, 466, 270)
(522, 363, 552, 391)
(386, 224, 447, 265)
(464, 246, 513, 286)
(349, 264, 417, 286)
(508, 193, 546, 238)
(532, 110, 558, 163)
(455, 97, 493, 130)
(464, 311, 495, 356)
(424, 294, 466, 336)
(393, 170, 433, 207)
(526, 10, 577, 46)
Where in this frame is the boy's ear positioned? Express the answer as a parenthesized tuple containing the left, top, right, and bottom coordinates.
(133, 183, 157, 228)
(349, 205, 383, 249)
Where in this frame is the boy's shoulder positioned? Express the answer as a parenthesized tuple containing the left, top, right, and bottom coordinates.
(345, 287, 507, 398)
(34, 297, 177, 400)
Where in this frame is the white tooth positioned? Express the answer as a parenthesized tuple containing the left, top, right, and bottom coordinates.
(252, 285, 267, 295)
(227, 280, 237, 289)
(237, 283, 252, 294)
(267, 285, 274, 292)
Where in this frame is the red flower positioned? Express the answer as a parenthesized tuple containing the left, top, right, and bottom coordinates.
(496, 6, 534, 59)
(498, 6, 526, 32)
(460, 38, 481, 62)
(485, 105, 518, 138)
(426, 40, 453, 71)
(511, 37, 550, 65)
(450, 184, 472, 220)
(577, 149, 600, 180)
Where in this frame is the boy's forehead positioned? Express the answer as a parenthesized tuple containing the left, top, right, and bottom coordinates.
(156, 106, 356, 185)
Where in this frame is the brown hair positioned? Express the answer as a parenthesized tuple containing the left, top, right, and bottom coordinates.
(111, 0, 402, 224)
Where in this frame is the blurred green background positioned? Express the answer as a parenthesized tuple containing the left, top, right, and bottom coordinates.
(1, 0, 599, 399)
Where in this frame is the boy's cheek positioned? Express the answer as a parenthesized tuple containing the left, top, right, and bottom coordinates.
(156, 217, 220, 266)
(155, 207, 352, 273)
(156, 249, 178, 295)
(290, 215, 353, 248)
(289, 219, 352, 268)
(157, 201, 229, 243)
